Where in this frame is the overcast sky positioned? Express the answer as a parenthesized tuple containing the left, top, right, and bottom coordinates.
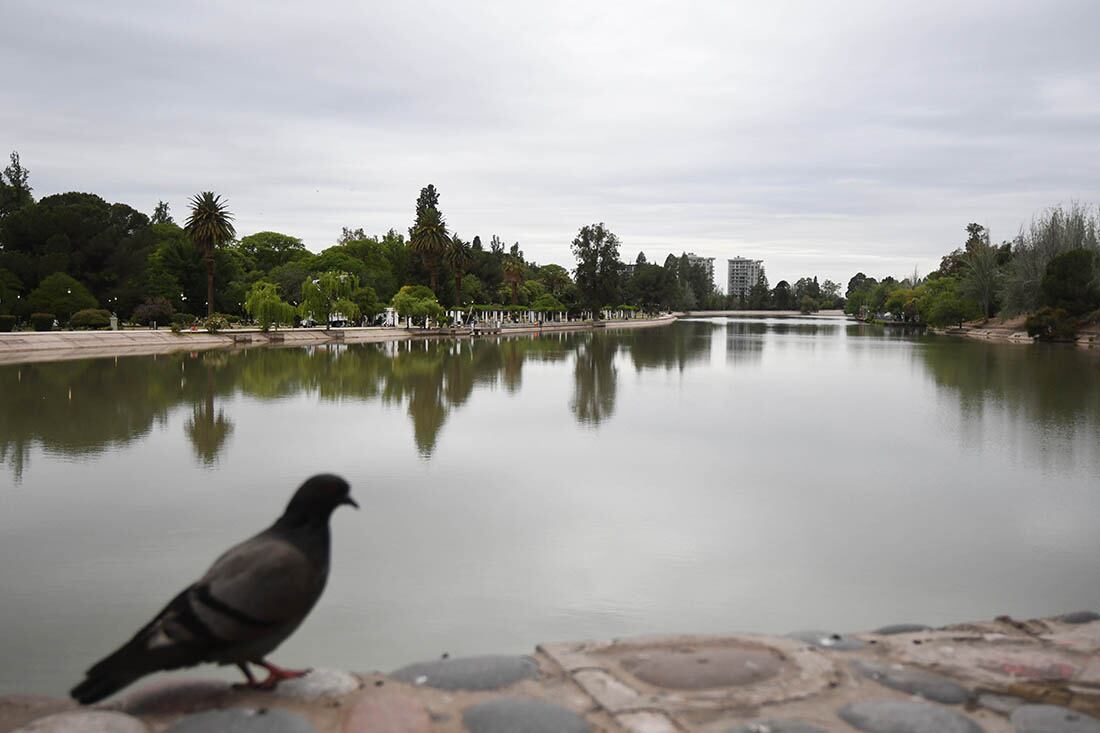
(3, 0, 1098, 289)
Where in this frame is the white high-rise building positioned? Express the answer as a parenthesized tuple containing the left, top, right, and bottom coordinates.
(684, 253, 715, 286)
(728, 257, 763, 300)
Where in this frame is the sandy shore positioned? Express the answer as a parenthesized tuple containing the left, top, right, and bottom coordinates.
(0, 315, 678, 365)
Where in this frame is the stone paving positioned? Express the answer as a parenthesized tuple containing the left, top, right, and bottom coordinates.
(2, 613, 1099, 732)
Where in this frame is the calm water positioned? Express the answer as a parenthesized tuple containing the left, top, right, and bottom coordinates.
(2, 318, 1099, 696)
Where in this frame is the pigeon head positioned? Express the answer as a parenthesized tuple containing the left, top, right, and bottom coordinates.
(282, 474, 357, 523)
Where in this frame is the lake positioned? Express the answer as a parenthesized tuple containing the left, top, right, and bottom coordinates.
(2, 317, 1099, 696)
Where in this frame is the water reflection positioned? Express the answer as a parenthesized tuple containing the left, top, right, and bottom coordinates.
(726, 321, 766, 364)
(624, 320, 714, 372)
(571, 337, 618, 425)
(4, 324, 1098, 481)
(918, 338, 1100, 471)
(184, 353, 235, 465)
(0, 328, 721, 478)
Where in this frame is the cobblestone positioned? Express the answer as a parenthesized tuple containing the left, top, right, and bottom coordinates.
(852, 660, 971, 704)
(838, 700, 984, 733)
(461, 697, 589, 733)
(1010, 705, 1100, 733)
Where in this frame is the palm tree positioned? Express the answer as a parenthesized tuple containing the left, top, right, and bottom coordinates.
(502, 255, 525, 305)
(184, 192, 236, 316)
(410, 207, 450, 295)
(445, 234, 473, 306)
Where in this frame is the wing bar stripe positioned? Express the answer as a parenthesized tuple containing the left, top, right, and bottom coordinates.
(194, 585, 279, 628)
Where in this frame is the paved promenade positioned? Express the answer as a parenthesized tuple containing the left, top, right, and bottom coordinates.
(3, 612, 1098, 732)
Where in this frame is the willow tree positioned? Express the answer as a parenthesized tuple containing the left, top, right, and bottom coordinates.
(244, 281, 295, 331)
(184, 192, 235, 316)
(298, 271, 361, 329)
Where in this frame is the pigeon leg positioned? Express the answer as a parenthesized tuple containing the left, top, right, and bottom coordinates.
(232, 662, 266, 690)
(253, 660, 312, 689)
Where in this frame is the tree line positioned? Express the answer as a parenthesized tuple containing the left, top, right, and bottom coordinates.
(0, 151, 738, 330)
(843, 206, 1100, 339)
(3, 149, 1095, 337)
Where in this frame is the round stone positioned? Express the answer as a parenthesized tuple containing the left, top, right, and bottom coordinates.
(0, 696, 76, 732)
(726, 719, 827, 733)
(1059, 611, 1100, 625)
(874, 624, 932, 635)
(462, 697, 589, 733)
(620, 646, 783, 690)
(838, 700, 983, 733)
(852, 660, 970, 704)
(978, 693, 1026, 715)
(342, 689, 432, 733)
(13, 711, 148, 733)
(390, 655, 538, 691)
(275, 668, 361, 700)
(166, 708, 313, 733)
(786, 630, 865, 651)
(121, 678, 233, 717)
(1011, 705, 1100, 733)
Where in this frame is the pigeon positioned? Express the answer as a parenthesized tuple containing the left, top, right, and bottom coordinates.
(70, 474, 358, 705)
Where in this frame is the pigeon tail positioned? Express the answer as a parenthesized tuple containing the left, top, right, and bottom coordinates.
(70, 590, 211, 704)
(70, 623, 206, 705)
(70, 664, 144, 706)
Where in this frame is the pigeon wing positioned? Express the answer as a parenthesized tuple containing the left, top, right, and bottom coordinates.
(181, 531, 328, 646)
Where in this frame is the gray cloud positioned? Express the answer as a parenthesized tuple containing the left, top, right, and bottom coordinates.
(3, 0, 1098, 287)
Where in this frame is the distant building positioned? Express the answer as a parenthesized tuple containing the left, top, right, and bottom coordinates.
(684, 253, 715, 286)
(728, 257, 763, 300)
(621, 262, 636, 279)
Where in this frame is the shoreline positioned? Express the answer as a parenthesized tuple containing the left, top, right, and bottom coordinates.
(682, 309, 848, 318)
(2, 611, 1096, 732)
(0, 314, 678, 366)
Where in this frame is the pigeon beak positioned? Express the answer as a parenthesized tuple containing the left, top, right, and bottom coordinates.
(342, 496, 359, 510)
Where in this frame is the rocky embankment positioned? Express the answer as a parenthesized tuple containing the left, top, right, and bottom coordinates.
(933, 315, 1100, 346)
(3, 612, 1099, 732)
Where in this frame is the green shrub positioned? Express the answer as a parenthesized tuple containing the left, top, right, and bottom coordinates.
(131, 297, 174, 326)
(1026, 306, 1078, 341)
(31, 313, 55, 331)
(203, 315, 228, 334)
(170, 322, 182, 334)
(0, 315, 15, 332)
(70, 308, 112, 330)
(171, 313, 198, 327)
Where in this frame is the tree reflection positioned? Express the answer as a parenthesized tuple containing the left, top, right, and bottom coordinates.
(571, 336, 618, 425)
(0, 324, 720, 477)
(625, 320, 714, 372)
(919, 339, 1100, 469)
(726, 321, 766, 364)
(0, 357, 182, 481)
(184, 353, 234, 465)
